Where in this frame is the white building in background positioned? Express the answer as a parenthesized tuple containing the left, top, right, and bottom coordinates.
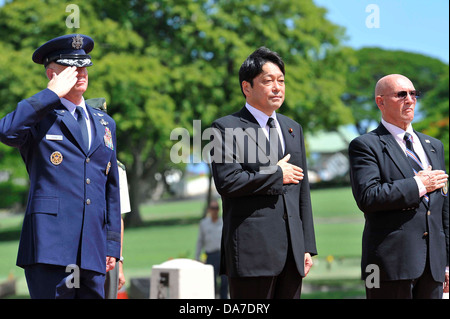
(305, 126, 359, 184)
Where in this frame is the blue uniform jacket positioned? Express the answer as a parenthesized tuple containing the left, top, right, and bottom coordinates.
(0, 89, 121, 275)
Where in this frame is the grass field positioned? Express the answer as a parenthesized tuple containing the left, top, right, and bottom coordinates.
(0, 186, 366, 298)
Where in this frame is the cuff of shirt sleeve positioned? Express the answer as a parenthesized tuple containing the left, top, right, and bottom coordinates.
(413, 176, 427, 197)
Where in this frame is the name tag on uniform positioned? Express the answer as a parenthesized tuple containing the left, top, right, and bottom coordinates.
(46, 134, 63, 141)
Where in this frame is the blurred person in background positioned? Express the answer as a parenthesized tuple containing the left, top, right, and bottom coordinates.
(195, 199, 228, 299)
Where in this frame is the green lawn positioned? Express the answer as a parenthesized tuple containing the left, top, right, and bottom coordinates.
(0, 186, 366, 298)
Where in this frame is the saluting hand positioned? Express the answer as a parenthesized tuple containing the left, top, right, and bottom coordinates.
(277, 154, 304, 184)
(47, 66, 78, 98)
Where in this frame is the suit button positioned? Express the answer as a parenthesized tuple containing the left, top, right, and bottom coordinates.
(86, 199, 91, 205)
(427, 211, 431, 215)
(86, 178, 91, 184)
(423, 232, 428, 237)
(283, 213, 287, 220)
(86, 157, 90, 163)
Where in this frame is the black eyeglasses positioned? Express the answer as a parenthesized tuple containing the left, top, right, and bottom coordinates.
(380, 90, 420, 99)
(209, 206, 219, 210)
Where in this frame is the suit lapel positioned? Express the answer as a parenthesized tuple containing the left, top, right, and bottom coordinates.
(415, 131, 442, 204)
(86, 105, 105, 155)
(415, 131, 438, 169)
(377, 124, 413, 179)
(277, 116, 295, 156)
(238, 107, 270, 159)
(55, 104, 108, 155)
(55, 106, 88, 155)
(237, 107, 300, 162)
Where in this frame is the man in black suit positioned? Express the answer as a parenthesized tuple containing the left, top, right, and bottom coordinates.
(210, 47, 317, 299)
(349, 74, 449, 299)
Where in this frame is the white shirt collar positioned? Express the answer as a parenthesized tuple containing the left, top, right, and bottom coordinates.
(381, 118, 415, 142)
(245, 102, 277, 128)
(60, 97, 89, 120)
(245, 102, 285, 152)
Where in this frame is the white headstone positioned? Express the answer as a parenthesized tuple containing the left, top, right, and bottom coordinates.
(150, 258, 214, 299)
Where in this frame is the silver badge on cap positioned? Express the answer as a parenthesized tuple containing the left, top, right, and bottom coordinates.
(72, 34, 84, 49)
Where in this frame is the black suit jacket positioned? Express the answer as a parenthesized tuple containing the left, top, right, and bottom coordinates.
(211, 106, 317, 278)
(349, 124, 449, 282)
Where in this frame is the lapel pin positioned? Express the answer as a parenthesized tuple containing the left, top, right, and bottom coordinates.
(288, 128, 295, 137)
(425, 139, 430, 143)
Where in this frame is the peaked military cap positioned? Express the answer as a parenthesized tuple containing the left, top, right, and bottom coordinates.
(32, 34, 94, 68)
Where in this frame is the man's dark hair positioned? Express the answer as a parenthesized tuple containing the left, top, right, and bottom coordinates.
(238, 47, 285, 97)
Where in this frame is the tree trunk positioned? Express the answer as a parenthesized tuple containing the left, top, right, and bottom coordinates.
(123, 153, 144, 228)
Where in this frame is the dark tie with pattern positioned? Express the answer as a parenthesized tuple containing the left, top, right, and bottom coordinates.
(76, 106, 89, 151)
(404, 132, 429, 203)
(267, 117, 283, 160)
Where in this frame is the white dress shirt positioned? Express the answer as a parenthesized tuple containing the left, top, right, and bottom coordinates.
(245, 102, 285, 153)
(381, 118, 428, 197)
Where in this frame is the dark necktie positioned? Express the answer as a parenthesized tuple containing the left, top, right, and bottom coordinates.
(267, 117, 283, 160)
(404, 132, 429, 203)
(76, 106, 89, 151)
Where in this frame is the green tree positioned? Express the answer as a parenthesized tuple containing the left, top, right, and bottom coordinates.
(110, 0, 355, 130)
(0, 0, 156, 224)
(414, 73, 449, 172)
(89, 53, 177, 226)
(94, 0, 356, 223)
(1, 0, 354, 225)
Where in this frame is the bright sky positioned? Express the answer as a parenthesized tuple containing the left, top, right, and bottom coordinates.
(313, 0, 449, 64)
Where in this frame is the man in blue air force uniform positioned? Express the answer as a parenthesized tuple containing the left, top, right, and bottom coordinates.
(0, 34, 121, 298)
